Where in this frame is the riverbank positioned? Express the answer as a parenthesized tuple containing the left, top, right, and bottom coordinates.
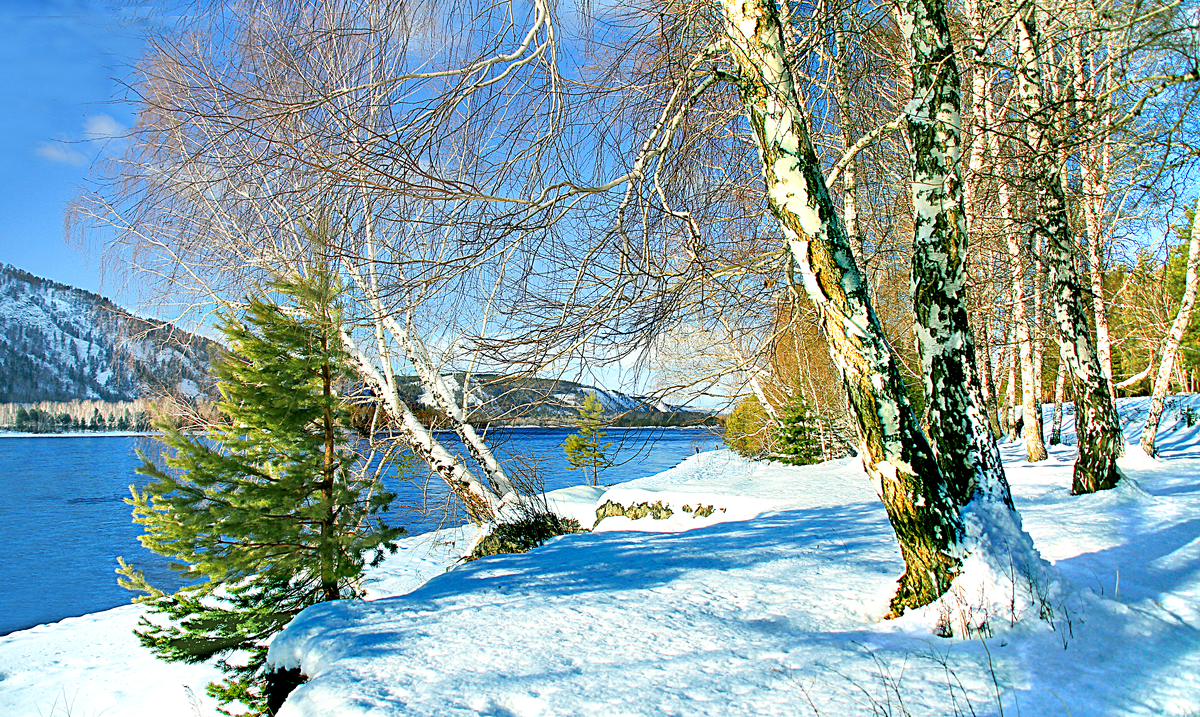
(3, 397, 1199, 716)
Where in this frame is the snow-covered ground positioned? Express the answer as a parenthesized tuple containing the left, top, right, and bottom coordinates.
(4, 396, 1200, 716)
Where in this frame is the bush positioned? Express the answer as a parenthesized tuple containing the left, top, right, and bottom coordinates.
(725, 396, 771, 458)
(467, 513, 584, 561)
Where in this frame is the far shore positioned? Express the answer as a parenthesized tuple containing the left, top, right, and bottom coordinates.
(0, 431, 154, 438)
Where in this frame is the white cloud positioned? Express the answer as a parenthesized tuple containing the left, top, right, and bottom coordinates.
(36, 115, 129, 166)
(35, 142, 88, 166)
(82, 114, 125, 140)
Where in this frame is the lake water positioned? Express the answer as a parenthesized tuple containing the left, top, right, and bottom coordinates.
(0, 427, 722, 636)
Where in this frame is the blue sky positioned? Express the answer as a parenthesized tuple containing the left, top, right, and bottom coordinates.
(0, 0, 156, 303)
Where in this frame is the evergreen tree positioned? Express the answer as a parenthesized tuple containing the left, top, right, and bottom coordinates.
(773, 395, 826, 466)
(117, 269, 403, 716)
(563, 392, 613, 486)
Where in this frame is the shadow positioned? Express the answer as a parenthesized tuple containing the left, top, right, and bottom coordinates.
(394, 500, 898, 608)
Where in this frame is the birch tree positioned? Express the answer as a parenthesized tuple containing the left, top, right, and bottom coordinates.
(75, 0, 559, 522)
(717, 0, 1037, 614)
(1142, 199, 1200, 456)
(1013, 0, 1124, 493)
(79, 0, 1067, 615)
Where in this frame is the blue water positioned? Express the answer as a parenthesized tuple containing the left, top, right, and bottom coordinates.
(0, 427, 722, 635)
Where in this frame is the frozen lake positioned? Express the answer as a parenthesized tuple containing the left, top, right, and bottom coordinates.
(0, 427, 722, 635)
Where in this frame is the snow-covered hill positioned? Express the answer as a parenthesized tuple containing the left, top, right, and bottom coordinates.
(268, 396, 1200, 717)
(0, 265, 220, 402)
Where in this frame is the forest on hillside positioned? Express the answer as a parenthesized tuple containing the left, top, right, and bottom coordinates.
(70, 0, 1198, 627)
(0, 263, 221, 403)
(0, 400, 156, 433)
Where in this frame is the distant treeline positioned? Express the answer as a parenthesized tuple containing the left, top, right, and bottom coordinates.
(1, 397, 719, 435)
(0, 399, 157, 433)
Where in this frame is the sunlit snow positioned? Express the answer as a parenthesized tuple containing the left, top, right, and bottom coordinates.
(2, 397, 1200, 716)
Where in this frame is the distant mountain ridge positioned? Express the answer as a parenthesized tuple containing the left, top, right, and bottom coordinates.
(0, 264, 221, 403)
(0, 265, 709, 425)
(396, 373, 715, 427)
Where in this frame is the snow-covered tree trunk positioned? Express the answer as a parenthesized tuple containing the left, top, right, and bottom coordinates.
(720, 0, 970, 613)
(1050, 358, 1066, 445)
(893, 0, 1012, 493)
(1015, 4, 1122, 493)
(1141, 197, 1200, 456)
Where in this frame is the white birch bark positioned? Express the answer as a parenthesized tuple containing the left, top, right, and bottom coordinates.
(892, 0, 1013, 494)
(1004, 325, 1018, 440)
(961, 0, 991, 244)
(978, 318, 1002, 438)
(1032, 234, 1046, 434)
(719, 0, 967, 614)
(832, 22, 861, 260)
(1141, 196, 1200, 456)
(385, 313, 517, 504)
(1073, 37, 1117, 395)
(1015, 3, 1123, 493)
(1050, 358, 1066, 445)
(346, 234, 518, 514)
(339, 329, 501, 521)
(999, 179, 1048, 461)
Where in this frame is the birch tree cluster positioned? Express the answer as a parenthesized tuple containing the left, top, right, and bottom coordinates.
(75, 0, 1199, 614)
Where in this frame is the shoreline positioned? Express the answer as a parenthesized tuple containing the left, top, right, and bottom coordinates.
(0, 431, 154, 438)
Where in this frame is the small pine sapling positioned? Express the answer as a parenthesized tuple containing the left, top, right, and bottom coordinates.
(563, 392, 613, 486)
(774, 395, 827, 466)
(117, 266, 404, 716)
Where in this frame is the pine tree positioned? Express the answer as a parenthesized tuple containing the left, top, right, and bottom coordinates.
(773, 395, 825, 466)
(117, 268, 403, 716)
(563, 392, 613, 486)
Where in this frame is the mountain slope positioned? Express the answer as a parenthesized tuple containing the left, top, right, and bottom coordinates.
(395, 373, 715, 426)
(0, 265, 220, 402)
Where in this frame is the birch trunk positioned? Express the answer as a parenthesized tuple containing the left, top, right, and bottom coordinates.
(1000, 181, 1048, 461)
(1032, 234, 1046, 430)
(1015, 5, 1122, 493)
(340, 330, 500, 521)
(1050, 358, 1066, 445)
(894, 0, 1012, 491)
(385, 314, 517, 505)
(720, 0, 972, 614)
(832, 22, 861, 260)
(979, 319, 1003, 438)
(1073, 37, 1116, 396)
(349, 245, 518, 513)
(1141, 197, 1200, 456)
(1004, 326, 1018, 440)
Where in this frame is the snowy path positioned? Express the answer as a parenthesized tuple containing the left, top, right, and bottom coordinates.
(4, 397, 1200, 716)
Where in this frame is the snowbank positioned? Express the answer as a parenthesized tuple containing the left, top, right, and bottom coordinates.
(266, 397, 1200, 716)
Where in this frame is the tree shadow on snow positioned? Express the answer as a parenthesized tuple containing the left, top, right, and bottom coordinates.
(394, 500, 901, 609)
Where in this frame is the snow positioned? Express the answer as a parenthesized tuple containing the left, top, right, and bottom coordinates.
(0, 527, 477, 717)
(0, 605, 223, 716)
(5, 396, 1200, 716)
